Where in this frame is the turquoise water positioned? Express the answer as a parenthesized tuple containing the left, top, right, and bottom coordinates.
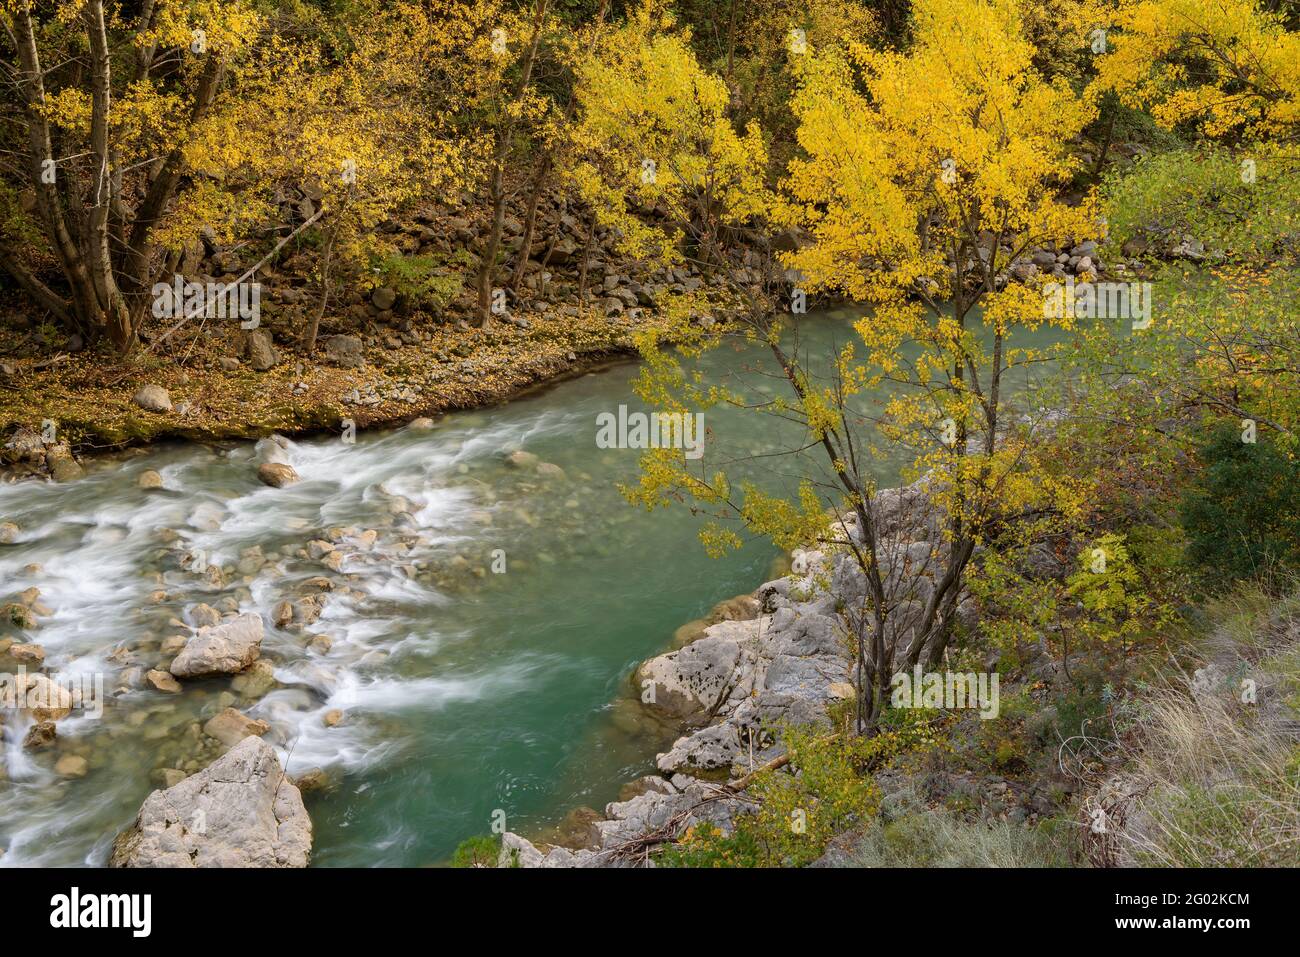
(0, 308, 1061, 866)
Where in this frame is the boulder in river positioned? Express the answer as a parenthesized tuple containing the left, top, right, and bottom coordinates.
(257, 462, 299, 488)
(230, 659, 277, 699)
(137, 469, 165, 490)
(635, 618, 766, 721)
(9, 643, 45, 665)
(22, 720, 56, 750)
(307, 539, 334, 560)
(145, 669, 182, 694)
(292, 767, 328, 793)
(272, 600, 294, 627)
(55, 754, 89, 778)
(0, 522, 19, 544)
(109, 736, 312, 868)
(504, 449, 539, 469)
(169, 613, 264, 678)
(45, 445, 83, 483)
(187, 602, 222, 628)
(203, 707, 270, 747)
(1, 603, 35, 630)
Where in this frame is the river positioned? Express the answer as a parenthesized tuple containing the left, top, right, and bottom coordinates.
(0, 307, 1061, 866)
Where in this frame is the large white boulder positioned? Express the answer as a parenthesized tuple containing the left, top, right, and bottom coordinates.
(169, 613, 264, 678)
(109, 736, 311, 868)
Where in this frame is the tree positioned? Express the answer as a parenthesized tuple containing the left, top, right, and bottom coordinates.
(167, 1, 475, 354)
(464, 0, 556, 329)
(577, 0, 1097, 731)
(0, 0, 260, 351)
(1090, 0, 1300, 143)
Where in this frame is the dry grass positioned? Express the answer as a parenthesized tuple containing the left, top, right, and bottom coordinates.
(839, 786, 1071, 868)
(1090, 587, 1300, 867)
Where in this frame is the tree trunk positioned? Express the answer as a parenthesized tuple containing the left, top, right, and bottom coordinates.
(83, 0, 134, 350)
(725, 0, 738, 81)
(474, 0, 549, 328)
(13, 4, 96, 335)
(509, 154, 553, 292)
(577, 207, 596, 304)
(10, 1, 225, 352)
(476, 163, 507, 328)
(303, 222, 338, 355)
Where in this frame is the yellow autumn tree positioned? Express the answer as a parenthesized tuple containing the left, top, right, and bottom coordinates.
(0, 0, 261, 350)
(581, 0, 1098, 730)
(1090, 0, 1300, 143)
(569, 0, 769, 279)
(165, 0, 478, 352)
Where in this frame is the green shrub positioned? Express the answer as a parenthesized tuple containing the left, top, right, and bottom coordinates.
(1104, 146, 1300, 261)
(450, 834, 501, 868)
(369, 250, 465, 314)
(658, 822, 764, 868)
(1179, 425, 1300, 588)
(658, 725, 884, 868)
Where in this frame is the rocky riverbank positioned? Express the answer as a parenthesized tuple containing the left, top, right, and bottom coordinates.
(492, 468, 1087, 868)
(0, 182, 768, 481)
(2, 160, 1172, 485)
(493, 491, 914, 866)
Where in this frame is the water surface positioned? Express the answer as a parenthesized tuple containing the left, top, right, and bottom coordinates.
(0, 308, 1059, 865)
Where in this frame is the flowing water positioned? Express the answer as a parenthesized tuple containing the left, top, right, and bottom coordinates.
(0, 308, 1061, 866)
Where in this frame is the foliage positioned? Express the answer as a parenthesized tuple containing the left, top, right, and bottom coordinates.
(1103, 145, 1300, 262)
(0, 0, 479, 351)
(450, 834, 502, 867)
(369, 252, 466, 314)
(1065, 532, 1166, 648)
(569, 0, 769, 268)
(1179, 424, 1300, 587)
(1059, 265, 1300, 529)
(659, 725, 887, 867)
(701, 0, 883, 169)
(0, 0, 265, 346)
(1091, 0, 1300, 143)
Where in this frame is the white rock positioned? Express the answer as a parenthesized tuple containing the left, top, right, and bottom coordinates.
(169, 613, 264, 677)
(132, 384, 173, 413)
(109, 736, 311, 868)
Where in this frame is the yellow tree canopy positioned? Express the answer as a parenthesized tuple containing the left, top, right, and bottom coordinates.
(1091, 0, 1300, 142)
(781, 0, 1097, 307)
